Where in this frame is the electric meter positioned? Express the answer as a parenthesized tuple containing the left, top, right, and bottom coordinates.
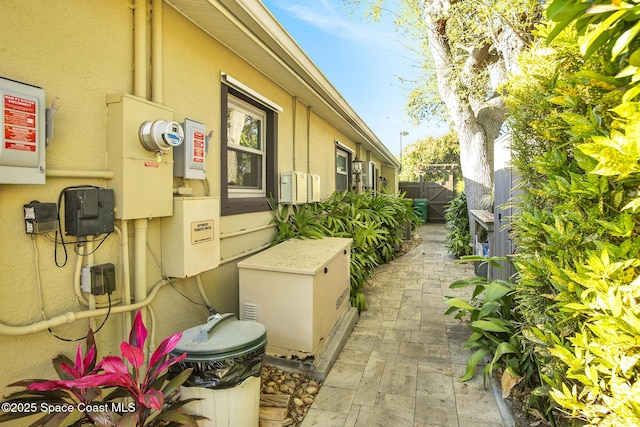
(139, 120, 184, 154)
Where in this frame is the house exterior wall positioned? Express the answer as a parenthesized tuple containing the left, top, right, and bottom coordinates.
(0, 0, 397, 400)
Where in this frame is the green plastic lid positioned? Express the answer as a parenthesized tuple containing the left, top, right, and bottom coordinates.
(172, 313, 267, 361)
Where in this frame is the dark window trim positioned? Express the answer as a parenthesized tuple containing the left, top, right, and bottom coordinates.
(335, 144, 352, 191)
(221, 84, 278, 216)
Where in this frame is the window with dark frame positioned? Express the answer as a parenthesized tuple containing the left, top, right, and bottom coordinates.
(335, 146, 351, 191)
(220, 84, 278, 216)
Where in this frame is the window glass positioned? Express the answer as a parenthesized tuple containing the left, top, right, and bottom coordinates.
(227, 96, 266, 197)
(336, 148, 350, 191)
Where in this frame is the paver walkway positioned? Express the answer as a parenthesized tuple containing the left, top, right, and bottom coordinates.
(300, 223, 510, 427)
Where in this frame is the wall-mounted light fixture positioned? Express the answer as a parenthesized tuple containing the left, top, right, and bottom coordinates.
(352, 155, 363, 193)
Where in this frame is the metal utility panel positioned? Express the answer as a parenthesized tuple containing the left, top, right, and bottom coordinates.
(238, 237, 352, 359)
(307, 173, 321, 203)
(279, 171, 307, 205)
(361, 161, 373, 188)
(106, 94, 174, 219)
(0, 77, 46, 184)
(174, 118, 207, 180)
(161, 197, 220, 278)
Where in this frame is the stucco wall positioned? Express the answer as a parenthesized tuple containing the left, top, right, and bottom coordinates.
(0, 0, 372, 403)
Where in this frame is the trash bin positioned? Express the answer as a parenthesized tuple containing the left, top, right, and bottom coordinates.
(413, 199, 428, 224)
(169, 313, 267, 427)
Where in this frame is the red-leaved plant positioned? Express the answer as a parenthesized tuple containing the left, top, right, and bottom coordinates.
(0, 310, 202, 426)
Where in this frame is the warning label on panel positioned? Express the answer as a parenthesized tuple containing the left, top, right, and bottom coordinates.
(3, 93, 38, 152)
(4, 94, 36, 114)
(191, 220, 214, 244)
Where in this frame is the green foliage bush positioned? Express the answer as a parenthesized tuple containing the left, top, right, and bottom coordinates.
(399, 130, 461, 183)
(505, 14, 640, 426)
(444, 192, 473, 258)
(270, 191, 421, 311)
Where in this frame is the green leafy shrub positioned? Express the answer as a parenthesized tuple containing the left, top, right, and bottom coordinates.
(506, 12, 640, 425)
(444, 192, 473, 257)
(270, 191, 420, 311)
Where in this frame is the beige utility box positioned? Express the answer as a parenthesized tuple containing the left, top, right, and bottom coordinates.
(106, 94, 175, 219)
(161, 197, 220, 278)
(238, 237, 352, 359)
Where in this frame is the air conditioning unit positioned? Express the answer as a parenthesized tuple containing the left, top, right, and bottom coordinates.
(279, 171, 307, 205)
(361, 161, 373, 188)
(307, 174, 321, 203)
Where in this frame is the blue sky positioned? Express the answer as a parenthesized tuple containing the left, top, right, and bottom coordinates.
(261, 0, 448, 156)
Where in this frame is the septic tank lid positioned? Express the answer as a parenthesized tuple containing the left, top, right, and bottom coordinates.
(173, 313, 267, 359)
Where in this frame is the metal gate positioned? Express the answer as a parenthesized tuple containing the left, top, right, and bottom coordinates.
(399, 165, 458, 223)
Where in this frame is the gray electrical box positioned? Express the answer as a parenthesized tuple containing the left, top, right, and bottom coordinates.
(174, 118, 207, 180)
(23, 201, 57, 234)
(64, 188, 114, 237)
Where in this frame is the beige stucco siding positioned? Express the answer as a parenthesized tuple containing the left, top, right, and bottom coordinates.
(0, 0, 391, 401)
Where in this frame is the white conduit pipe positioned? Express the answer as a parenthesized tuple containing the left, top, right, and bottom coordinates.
(151, 0, 163, 104)
(195, 275, 213, 309)
(120, 221, 132, 337)
(133, 219, 148, 317)
(0, 280, 169, 336)
(134, 0, 147, 99)
(86, 240, 97, 331)
(46, 169, 115, 179)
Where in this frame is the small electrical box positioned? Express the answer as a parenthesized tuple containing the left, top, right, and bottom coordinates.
(307, 174, 321, 203)
(81, 263, 116, 295)
(64, 188, 114, 237)
(160, 197, 220, 278)
(174, 118, 208, 180)
(280, 171, 307, 205)
(23, 201, 57, 234)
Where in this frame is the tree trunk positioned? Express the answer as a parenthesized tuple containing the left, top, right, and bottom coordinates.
(422, 0, 516, 226)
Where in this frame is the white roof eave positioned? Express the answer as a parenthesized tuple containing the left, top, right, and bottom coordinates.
(165, 0, 400, 168)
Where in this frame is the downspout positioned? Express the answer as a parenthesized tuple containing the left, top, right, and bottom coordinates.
(292, 97, 297, 170)
(307, 106, 311, 174)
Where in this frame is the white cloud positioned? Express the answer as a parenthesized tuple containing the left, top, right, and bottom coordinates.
(272, 0, 387, 42)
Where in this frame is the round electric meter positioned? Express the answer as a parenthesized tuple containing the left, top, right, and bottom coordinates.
(139, 120, 184, 153)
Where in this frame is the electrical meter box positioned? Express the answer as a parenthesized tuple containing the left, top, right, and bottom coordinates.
(106, 94, 175, 220)
(174, 118, 207, 180)
(160, 197, 220, 278)
(0, 77, 46, 184)
(64, 188, 115, 237)
(279, 171, 307, 205)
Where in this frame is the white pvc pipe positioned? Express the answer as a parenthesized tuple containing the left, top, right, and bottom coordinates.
(134, 0, 147, 98)
(0, 280, 169, 336)
(151, 0, 163, 104)
(195, 275, 213, 308)
(133, 219, 148, 305)
(46, 169, 115, 179)
(119, 221, 132, 337)
(86, 240, 96, 330)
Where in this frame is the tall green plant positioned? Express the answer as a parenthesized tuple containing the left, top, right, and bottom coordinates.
(506, 13, 640, 425)
(270, 191, 420, 311)
(444, 192, 473, 257)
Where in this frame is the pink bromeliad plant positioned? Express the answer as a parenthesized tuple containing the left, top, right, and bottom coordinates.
(0, 310, 202, 426)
